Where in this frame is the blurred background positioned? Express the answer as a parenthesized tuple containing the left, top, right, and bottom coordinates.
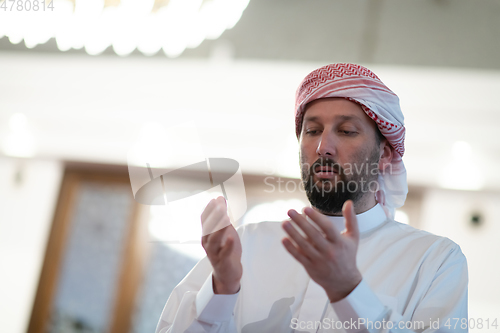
(1, 0, 500, 332)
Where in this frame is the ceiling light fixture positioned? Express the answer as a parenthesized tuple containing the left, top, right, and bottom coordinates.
(0, 0, 250, 57)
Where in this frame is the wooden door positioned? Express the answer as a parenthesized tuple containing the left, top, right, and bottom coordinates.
(27, 164, 149, 333)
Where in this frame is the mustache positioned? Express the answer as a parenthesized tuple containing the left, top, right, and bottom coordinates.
(310, 158, 343, 175)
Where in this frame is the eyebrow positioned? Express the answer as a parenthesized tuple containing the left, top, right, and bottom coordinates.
(303, 115, 362, 123)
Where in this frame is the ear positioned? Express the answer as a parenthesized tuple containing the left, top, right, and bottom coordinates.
(378, 139, 393, 172)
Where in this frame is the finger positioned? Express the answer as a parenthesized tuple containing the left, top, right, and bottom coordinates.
(204, 198, 227, 225)
(342, 200, 360, 241)
(201, 196, 226, 222)
(282, 237, 311, 267)
(202, 224, 231, 254)
(219, 235, 234, 258)
(303, 207, 342, 243)
(202, 199, 231, 237)
(202, 209, 231, 240)
(201, 198, 216, 222)
(201, 203, 230, 246)
(282, 219, 321, 260)
(287, 209, 329, 250)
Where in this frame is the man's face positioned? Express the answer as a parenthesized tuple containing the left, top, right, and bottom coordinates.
(299, 98, 382, 215)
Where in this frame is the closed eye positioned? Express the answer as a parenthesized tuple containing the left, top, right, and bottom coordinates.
(340, 130, 357, 136)
(305, 129, 321, 135)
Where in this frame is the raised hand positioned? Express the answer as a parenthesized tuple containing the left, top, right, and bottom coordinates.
(201, 196, 242, 294)
(281, 200, 362, 302)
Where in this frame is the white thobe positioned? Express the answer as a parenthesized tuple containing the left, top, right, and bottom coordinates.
(155, 204, 468, 333)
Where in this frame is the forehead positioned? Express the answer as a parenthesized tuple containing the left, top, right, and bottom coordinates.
(303, 97, 375, 127)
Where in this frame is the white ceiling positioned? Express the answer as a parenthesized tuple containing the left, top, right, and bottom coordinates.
(2, 0, 500, 69)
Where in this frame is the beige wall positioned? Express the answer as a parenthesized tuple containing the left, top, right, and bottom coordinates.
(0, 157, 63, 333)
(420, 188, 500, 330)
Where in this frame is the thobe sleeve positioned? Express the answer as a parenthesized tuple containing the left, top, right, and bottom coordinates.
(329, 243, 468, 333)
(155, 256, 239, 333)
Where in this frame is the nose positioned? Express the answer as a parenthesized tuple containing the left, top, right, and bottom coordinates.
(316, 131, 337, 157)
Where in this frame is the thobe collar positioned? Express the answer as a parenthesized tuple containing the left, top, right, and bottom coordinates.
(323, 203, 387, 234)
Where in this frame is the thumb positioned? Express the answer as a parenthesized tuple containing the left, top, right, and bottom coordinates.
(342, 200, 360, 241)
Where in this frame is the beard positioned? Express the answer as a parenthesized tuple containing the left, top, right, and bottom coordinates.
(301, 148, 380, 215)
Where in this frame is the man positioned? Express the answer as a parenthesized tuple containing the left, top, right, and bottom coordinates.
(156, 64, 468, 333)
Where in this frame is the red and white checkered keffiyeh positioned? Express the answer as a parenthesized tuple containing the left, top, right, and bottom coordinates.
(295, 63, 407, 220)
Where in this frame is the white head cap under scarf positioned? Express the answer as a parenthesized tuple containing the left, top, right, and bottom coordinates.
(295, 63, 407, 220)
